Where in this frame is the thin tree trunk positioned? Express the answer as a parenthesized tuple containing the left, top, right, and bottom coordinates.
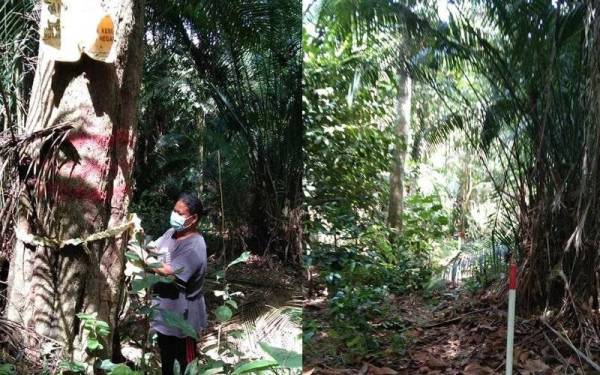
(5, 0, 144, 365)
(388, 72, 412, 231)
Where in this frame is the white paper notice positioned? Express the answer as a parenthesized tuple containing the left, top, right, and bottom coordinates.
(40, 0, 117, 63)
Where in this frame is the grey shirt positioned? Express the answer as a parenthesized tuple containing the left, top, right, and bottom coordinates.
(150, 229, 208, 338)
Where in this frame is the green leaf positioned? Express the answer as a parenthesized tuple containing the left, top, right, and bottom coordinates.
(198, 359, 226, 375)
(96, 321, 110, 337)
(225, 299, 238, 309)
(198, 367, 224, 375)
(183, 359, 198, 375)
(59, 360, 87, 373)
(173, 360, 181, 375)
(0, 363, 15, 375)
(435, 216, 449, 225)
(160, 310, 198, 339)
(232, 360, 278, 374)
(258, 342, 302, 368)
(226, 251, 251, 269)
(86, 337, 103, 351)
(111, 364, 139, 375)
(215, 305, 233, 322)
(132, 274, 172, 292)
(76, 312, 95, 320)
(229, 330, 244, 339)
(99, 359, 116, 371)
(125, 250, 142, 262)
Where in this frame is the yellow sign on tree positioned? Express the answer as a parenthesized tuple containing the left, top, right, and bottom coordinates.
(40, 0, 116, 63)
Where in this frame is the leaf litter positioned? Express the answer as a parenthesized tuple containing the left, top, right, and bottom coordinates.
(304, 287, 599, 374)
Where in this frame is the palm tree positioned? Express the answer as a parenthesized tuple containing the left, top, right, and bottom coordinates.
(146, 0, 303, 261)
(419, 0, 600, 316)
(311, 0, 440, 234)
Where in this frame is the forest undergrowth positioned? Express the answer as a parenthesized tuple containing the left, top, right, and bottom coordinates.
(304, 280, 600, 374)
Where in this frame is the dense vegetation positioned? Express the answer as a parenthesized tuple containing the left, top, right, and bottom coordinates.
(0, 0, 302, 374)
(304, 0, 600, 370)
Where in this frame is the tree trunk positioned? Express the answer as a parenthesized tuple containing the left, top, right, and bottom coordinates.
(388, 72, 412, 231)
(5, 0, 144, 365)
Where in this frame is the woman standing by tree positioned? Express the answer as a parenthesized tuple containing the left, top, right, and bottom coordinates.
(148, 193, 208, 375)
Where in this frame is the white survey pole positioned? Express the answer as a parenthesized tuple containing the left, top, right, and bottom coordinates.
(505, 262, 518, 375)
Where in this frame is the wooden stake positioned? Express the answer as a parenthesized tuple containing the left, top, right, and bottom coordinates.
(506, 262, 517, 375)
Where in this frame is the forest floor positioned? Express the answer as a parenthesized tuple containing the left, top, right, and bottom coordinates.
(304, 285, 599, 374)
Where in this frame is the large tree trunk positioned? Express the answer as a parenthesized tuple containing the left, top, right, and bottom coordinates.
(5, 0, 144, 364)
(388, 72, 412, 231)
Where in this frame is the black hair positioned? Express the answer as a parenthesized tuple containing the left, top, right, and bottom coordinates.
(178, 192, 204, 216)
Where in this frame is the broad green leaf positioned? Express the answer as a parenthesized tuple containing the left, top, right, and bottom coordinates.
(232, 359, 278, 374)
(125, 250, 142, 262)
(215, 305, 233, 322)
(111, 364, 140, 375)
(226, 251, 251, 269)
(199, 359, 227, 375)
(86, 337, 102, 351)
(59, 360, 87, 373)
(198, 367, 224, 375)
(225, 299, 238, 309)
(160, 310, 198, 339)
(99, 359, 116, 371)
(132, 274, 172, 292)
(183, 359, 199, 375)
(258, 342, 302, 368)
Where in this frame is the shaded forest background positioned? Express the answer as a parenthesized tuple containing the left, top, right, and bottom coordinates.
(0, 0, 303, 373)
(304, 0, 600, 371)
(0, 0, 303, 268)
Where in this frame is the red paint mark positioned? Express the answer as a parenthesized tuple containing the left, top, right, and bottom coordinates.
(43, 129, 134, 203)
(508, 263, 518, 290)
(112, 184, 130, 203)
(59, 158, 106, 183)
(45, 182, 105, 202)
(68, 129, 132, 151)
(44, 182, 129, 203)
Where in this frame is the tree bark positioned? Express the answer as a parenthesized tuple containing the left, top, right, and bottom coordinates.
(388, 72, 412, 231)
(5, 0, 144, 365)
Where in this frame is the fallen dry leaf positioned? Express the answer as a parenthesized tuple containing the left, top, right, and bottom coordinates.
(479, 324, 496, 331)
(311, 368, 349, 375)
(410, 351, 430, 363)
(518, 350, 530, 363)
(425, 358, 448, 369)
(358, 362, 369, 375)
(464, 363, 495, 374)
(521, 358, 550, 372)
(367, 364, 398, 375)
